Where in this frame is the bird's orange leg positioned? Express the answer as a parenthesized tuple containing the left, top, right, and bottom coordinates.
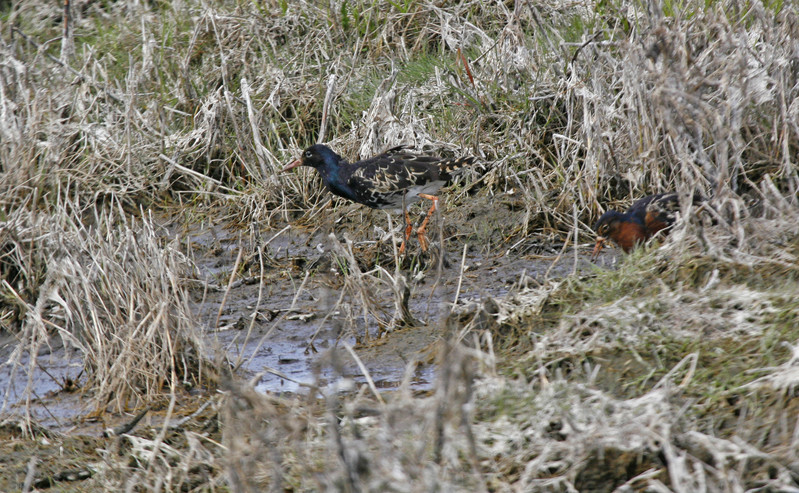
(416, 193, 439, 252)
(398, 208, 413, 255)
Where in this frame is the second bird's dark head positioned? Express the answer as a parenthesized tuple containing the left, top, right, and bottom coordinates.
(593, 210, 625, 238)
(283, 144, 342, 172)
(591, 210, 627, 260)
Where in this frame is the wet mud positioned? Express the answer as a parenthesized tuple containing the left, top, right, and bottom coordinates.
(1, 205, 620, 429)
(0, 201, 625, 491)
(184, 213, 608, 397)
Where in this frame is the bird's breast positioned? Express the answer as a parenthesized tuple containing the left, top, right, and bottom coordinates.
(322, 176, 359, 202)
(613, 222, 648, 252)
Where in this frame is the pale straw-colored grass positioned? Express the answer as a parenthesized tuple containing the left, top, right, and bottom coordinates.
(1, 0, 798, 490)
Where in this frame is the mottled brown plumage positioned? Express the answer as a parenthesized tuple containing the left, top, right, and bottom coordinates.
(284, 144, 479, 253)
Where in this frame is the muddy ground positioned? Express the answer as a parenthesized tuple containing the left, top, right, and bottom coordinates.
(0, 198, 618, 491)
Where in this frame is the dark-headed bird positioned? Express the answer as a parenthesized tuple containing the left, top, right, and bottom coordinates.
(283, 144, 478, 254)
(592, 192, 704, 259)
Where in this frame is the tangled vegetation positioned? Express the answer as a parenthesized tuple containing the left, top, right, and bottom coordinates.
(1, 0, 798, 490)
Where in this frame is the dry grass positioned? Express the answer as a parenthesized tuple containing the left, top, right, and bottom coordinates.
(1, 201, 207, 416)
(1, 0, 798, 490)
(219, 338, 490, 492)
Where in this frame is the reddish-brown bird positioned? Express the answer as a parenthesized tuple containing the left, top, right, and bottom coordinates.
(592, 192, 704, 259)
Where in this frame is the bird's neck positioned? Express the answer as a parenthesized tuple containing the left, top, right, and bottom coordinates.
(317, 161, 357, 201)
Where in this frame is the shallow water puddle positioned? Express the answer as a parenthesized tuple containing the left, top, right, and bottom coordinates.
(0, 335, 86, 426)
(0, 215, 613, 430)
(188, 221, 451, 395)
(186, 219, 608, 396)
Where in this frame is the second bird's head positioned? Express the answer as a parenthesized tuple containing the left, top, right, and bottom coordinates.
(591, 210, 625, 259)
(283, 144, 341, 172)
(592, 210, 626, 240)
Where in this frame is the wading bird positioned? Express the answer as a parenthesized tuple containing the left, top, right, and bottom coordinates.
(283, 144, 478, 254)
(592, 192, 705, 259)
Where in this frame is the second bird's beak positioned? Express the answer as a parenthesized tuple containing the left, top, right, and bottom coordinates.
(282, 159, 302, 172)
(591, 237, 606, 261)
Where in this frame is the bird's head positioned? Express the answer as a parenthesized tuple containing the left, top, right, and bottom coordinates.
(591, 210, 624, 260)
(283, 144, 342, 172)
(593, 210, 625, 238)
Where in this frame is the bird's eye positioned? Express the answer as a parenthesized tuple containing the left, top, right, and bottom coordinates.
(304, 150, 313, 158)
(598, 225, 607, 235)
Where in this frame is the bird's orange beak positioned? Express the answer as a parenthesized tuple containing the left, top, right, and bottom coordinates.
(591, 236, 606, 261)
(282, 159, 302, 172)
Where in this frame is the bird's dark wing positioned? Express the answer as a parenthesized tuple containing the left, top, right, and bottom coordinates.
(369, 148, 446, 166)
(642, 193, 706, 236)
(347, 158, 439, 195)
(642, 194, 679, 235)
(627, 193, 674, 217)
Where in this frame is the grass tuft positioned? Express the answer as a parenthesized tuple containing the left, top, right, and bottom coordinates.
(1, 0, 798, 489)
